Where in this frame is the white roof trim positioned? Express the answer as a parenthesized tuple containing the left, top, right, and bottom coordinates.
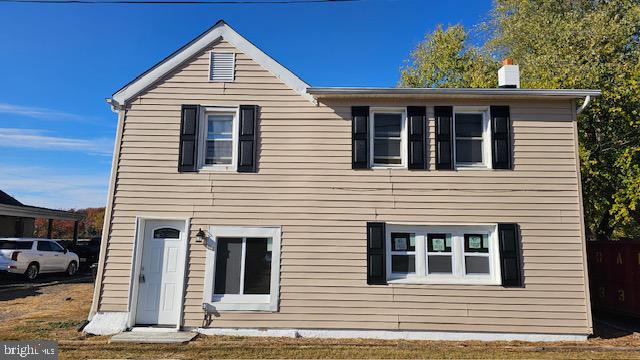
(308, 87, 601, 99)
(111, 21, 312, 105)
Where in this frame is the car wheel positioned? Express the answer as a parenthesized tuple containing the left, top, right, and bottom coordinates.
(25, 263, 39, 281)
(66, 261, 78, 276)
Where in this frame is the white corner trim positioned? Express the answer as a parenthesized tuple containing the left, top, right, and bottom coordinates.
(111, 22, 312, 105)
(195, 327, 588, 342)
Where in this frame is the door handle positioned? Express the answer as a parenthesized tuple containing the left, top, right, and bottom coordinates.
(139, 274, 145, 283)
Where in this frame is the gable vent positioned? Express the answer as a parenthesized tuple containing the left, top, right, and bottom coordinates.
(210, 52, 235, 82)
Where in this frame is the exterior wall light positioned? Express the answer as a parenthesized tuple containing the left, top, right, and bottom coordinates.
(196, 228, 207, 243)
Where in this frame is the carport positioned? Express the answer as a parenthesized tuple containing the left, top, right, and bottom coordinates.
(0, 190, 84, 243)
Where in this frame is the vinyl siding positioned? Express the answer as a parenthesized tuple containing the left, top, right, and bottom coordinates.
(96, 39, 591, 335)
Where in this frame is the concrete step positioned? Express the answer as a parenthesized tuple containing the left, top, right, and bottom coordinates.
(110, 331, 197, 344)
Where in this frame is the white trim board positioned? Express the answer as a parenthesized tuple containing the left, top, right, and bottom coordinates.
(196, 328, 588, 342)
(111, 20, 312, 105)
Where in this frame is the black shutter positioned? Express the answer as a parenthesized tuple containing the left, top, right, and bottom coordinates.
(435, 106, 454, 170)
(498, 223, 523, 287)
(238, 105, 258, 173)
(352, 106, 369, 169)
(491, 106, 512, 169)
(178, 105, 199, 173)
(367, 222, 386, 285)
(407, 106, 427, 170)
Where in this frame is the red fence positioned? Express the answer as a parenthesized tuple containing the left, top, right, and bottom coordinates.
(587, 240, 640, 317)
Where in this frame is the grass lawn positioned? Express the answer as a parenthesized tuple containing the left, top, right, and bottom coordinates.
(0, 281, 639, 359)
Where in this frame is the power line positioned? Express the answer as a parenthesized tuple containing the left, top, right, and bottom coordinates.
(0, 0, 363, 4)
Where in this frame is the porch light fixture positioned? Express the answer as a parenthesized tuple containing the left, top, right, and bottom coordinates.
(196, 228, 207, 243)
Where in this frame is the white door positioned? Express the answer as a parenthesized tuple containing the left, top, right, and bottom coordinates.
(135, 220, 185, 326)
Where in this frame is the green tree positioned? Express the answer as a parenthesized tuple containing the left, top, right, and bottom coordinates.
(400, 0, 640, 240)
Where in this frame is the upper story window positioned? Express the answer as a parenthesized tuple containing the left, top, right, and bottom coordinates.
(370, 108, 407, 168)
(454, 107, 491, 169)
(199, 107, 238, 171)
(386, 224, 500, 285)
(209, 52, 235, 82)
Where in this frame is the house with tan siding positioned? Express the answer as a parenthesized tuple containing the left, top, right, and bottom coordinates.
(85, 20, 600, 341)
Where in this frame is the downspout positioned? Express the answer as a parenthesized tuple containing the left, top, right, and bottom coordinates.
(576, 95, 591, 115)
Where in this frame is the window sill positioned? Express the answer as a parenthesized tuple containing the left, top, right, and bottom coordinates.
(387, 277, 500, 286)
(371, 166, 407, 170)
(199, 166, 237, 173)
(203, 302, 276, 312)
(455, 166, 492, 171)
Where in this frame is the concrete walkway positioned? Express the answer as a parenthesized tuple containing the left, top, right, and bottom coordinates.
(110, 331, 197, 344)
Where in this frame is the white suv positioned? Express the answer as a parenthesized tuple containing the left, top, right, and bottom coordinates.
(0, 238, 80, 280)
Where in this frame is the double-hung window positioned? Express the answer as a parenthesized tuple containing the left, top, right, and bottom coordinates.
(200, 107, 238, 171)
(386, 224, 500, 285)
(389, 233, 416, 277)
(203, 226, 281, 311)
(370, 108, 407, 167)
(454, 107, 491, 169)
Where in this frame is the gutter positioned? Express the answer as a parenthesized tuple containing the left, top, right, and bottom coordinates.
(307, 87, 601, 98)
(308, 88, 601, 115)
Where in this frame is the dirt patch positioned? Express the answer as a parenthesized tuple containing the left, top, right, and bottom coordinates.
(0, 283, 98, 341)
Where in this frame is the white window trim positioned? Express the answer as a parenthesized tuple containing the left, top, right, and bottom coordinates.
(388, 233, 420, 280)
(369, 107, 408, 169)
(203, 226, 281, 312)
(209, 51, 235, 83)
(198, 106, 239, 172)
(385, 224, 501, 285)
(453, 106, 492, 170)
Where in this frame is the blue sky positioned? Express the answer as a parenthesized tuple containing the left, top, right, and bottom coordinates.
(0, 0, 491, 209)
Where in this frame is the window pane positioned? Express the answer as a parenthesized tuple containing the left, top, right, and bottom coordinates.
(243, 238, 272, 295)
(455, 113, 483, 137)
(374, 113, 402, 137)
(374, 138, 401, 158)
(214, 238, 242, 294)
(208, 115, 233, 135)
(206, 140, 233, 165)
(456, 139, 483, 163)
(464, 234, 489, 253)
(37, 241, 51, 251)
(427, 234, 451, 252)
(391, 233, 415, 251)
(465, 256, 490, 274)
(428, 255, 452, 274)
(51, 242, 65, 252)
(374, 157, 402, 165)
(0, 241, 32, 250)
(153, 228, 180, 239)
(392, 255, 415, 273)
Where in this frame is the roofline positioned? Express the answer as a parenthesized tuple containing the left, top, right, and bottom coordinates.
(110, 20, 312, 106)
(0, 204, 84, 221)
(307, 87, 601, 99)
